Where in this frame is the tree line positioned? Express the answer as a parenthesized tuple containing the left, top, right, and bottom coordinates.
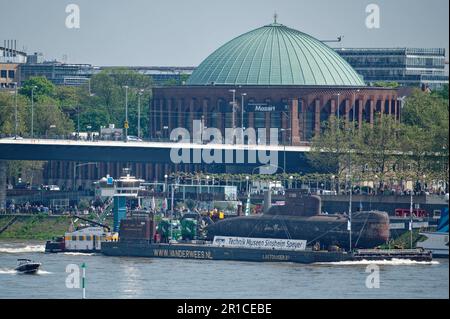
(307, 86, 449, 193)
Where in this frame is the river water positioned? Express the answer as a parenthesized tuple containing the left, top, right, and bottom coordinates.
(0, 241, 448, 299)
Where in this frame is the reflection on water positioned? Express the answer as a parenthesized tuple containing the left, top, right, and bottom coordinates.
(0, 241, 448, 299)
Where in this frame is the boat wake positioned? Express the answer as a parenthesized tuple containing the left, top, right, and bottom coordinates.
(0, 268, 52, 275)
(0, 244, 45, 254)
(317, 259, 440, 266)
(62, 252, 96, 256)
(0, 268, 16, 274)
(36, 269, 52, 275)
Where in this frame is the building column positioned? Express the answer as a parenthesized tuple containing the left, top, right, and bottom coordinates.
(298, 99, 305, 142)
(344, 99, 351, 127)
(290, 98, 301, 145)
(330, 99, 336, 117)
(394, 99, 398, 122)
(358, 99, 364, 129)
(314, 99, 321, 136)
(370, 98, 375, 127)
(388, 97, 392, 116)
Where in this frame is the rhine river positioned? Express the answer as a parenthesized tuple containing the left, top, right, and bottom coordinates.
(0, 241, 448, 299)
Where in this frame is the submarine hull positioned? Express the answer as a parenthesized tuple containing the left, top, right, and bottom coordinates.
(206, 211, 390, 249)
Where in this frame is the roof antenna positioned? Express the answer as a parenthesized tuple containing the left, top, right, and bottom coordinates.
(273, 12, 278, 24)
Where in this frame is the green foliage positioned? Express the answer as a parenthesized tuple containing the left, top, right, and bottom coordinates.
(19, 76, 55, 99)
(0, 91, 29, 136)
(308, 88, 449, 187)
(87, 68, 153, 136)
(372, 81, 400, 88)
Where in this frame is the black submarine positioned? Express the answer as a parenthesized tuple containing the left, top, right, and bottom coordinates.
(206, 190, 391, 249)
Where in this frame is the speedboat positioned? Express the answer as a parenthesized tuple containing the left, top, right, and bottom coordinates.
(15, 259, 41, 274)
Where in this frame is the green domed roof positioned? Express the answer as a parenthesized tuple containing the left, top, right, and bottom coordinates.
(187, 22, 365, 86)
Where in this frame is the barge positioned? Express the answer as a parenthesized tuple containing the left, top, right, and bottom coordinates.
(101, 193, 433, 263)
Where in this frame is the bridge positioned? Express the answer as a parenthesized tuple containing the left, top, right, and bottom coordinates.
(0, 138, 313, 210)
(0, 138, 311, 163)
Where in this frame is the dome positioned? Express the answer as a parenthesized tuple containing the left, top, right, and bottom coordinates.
(187, 22, 365, 86)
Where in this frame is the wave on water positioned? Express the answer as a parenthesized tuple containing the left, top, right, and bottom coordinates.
(37, 269, 52, 275)
(0, 245, 45, 254)
(62, 252, 96, 256)
(317, 259, 440, 266)
(0, 268, 16, 274)
(0, 268, 52, 275)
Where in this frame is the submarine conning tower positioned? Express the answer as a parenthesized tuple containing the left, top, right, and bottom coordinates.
(265, 190, 321, 217)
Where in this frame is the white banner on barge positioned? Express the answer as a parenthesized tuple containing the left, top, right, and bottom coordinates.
(212, 236, 307, 251)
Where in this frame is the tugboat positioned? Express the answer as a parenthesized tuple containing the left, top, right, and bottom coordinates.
(45, 216, 116, 253)
(15, 259, 41, 274)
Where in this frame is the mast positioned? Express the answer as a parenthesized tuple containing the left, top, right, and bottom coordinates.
(410, 190, 413, 249)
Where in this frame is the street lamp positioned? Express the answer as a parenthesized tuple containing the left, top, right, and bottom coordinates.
(31, 85, 37, 138)
(138, 89, 144, 139)
(164, 174, 168, 193)
(333, 93, 341, 122)
(73, 162, 97, 190)
(124, 85, 129, 141)
(11, 82, 18, 139)
(241, 93, 247, 130)
(353, 89, 360, 131)
(229, 89, 236, 132)
(280, 128, 292, 174)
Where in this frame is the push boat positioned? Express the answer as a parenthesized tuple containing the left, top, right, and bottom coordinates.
(45, 216, 117, 253)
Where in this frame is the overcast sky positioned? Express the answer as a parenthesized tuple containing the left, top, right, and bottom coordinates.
(0, 0, 448, 66)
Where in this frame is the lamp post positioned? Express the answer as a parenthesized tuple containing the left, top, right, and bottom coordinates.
(124, 85, 129, 141)
(229, 89, 236, 133)
(245, 175, 250, 216)
(241, 93, 247, 130)
(138, 89, 144, 139)
(164, 174, 168, 193)
(73, 162, 97, 191)
(353, 89, 360, 132)
(31, 85, 37, 138)
(280, 128, 291, 174)
(12, 82, 18, 139)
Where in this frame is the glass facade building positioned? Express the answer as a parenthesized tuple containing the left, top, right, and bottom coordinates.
(335, 48, 449, 90)
(19, 62, 94, 86)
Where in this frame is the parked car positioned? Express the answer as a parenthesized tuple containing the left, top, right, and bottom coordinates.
(126, 136, 143, 142)
(43, 185, 60, 191)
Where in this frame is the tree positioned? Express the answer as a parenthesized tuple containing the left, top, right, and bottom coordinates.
(357, 115, 402, 192)
(19, 76, 55, 99)
(402, 88, 449, 190)
(307, 119, 355, 192)
(372, 81, 400, 88)
(0, 91, 29, 136)
(32, 96, 74, 137)
(88, 68, 153, 137)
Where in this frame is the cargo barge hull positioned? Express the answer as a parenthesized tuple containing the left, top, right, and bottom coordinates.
(101, 241, 352, 264)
